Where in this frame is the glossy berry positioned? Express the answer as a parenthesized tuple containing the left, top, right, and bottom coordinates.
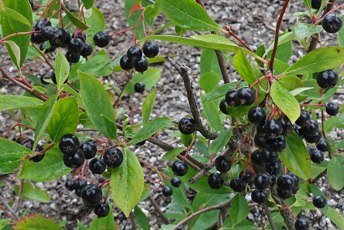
(304, 129, 322, 144)
(77, 31, 87, 41)
(76, 179, 87, 190)
(94, 203, 110, 218)
(311, 0, 321, 9)
(251, 189, 269, 204)
(266, 136, 286, 152)
(310, 149, 324, 164)
(81, 184, 102, 207)
(50, 28, 69, 47)
(80, 141, 97, 159)
(208, 172, 224, 189)
(40, 73, 51, 85)
(120, 54, 134, 70)
(41, 26, 57, 40)
(66, 51, 80, 63)
(261, 150, 278, 164)
(31, 33, 46, 44)
(296, 110, 311, 127)
(172, 160, 188, 176)
(277, 188, 293, 199)
(278, 115, 293, 135)
(313, 195, 327, 208)
(59, 134, 80, 155)
(254, 134, 266, 149)
(103, 148, 123, 168)
(265, 119, 283, 138)
(65, 179, 76, 191)
(33, 18, 51, 31)
(178, 117, 196, 135)
(277, 174, 294, 190)
(265, 161, 282, 175)
(225, 89, 240, 107)
(295, 218, 310, 230)
(63, 149, 85, 168)
(21, 138, 34, 150)
(237, 87, 255, 106)
(93, 31, 110, 47)
(134, 82, 145, 93)
(301, 119, 319, 136)
(293, 184, 300, 194)
(307, 145, 316, 156)
(80, 43, 93, 57)
(294, 124, 305, 139)
(251, 150, 263, 165)
(89, 158, 106, 174)
(326, 102, 339, 116)
(322, 13, 343, 33)
(67, 38, 84, 54)
(162, 186, 173, 197)
(219, 99, 228, 115)
(134, 56, 149, 73)
(230, 177, 247, 192)
(30, 145, 45, 162)
(143, 41, 159, 58)
(254, 173, 271, 189)
(215, 156, 232, 172)
(239, 170, 253, 183)
(127, 46, 142, 61)
(248, 107, 266, 124)
(316, 138, 329, 152)
(171, 177, 182, 187)
(286, 172, 300, 186)
(317, 69, 338, 89)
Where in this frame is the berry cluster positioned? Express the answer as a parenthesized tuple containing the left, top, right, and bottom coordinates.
(276, 172, 300, 199)
(220, 87, 255, 114)
(161, 161, 187, 197)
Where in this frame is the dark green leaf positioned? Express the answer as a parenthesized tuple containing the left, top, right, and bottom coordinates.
(338, 15, 344, 47)
(142, 87, 156, 124)
(54, 50, 70, 88)
(191, 210, 219, 230)
(324, 112, 344, 133)
(327, 157, 344, 191)
(61, 3, 88, 30)
(208, 128, 233, 155)
(221, 218, 256, 230)
(14, 182, 50, 203)
(200, 49, 222, 76)
(14, 215, 62, 230)
(201, 93, 223, 132)
(100, 115, 118, 141)
(181, 133, 193, 147)
(162, 147, 185, 160)
(134, 206, 150, 230)
(70, 54, 111, 80)
(233, 49, 256, 85)
(85, 7, 105, 44)
(321, 206, 344, 229)
(199, 72, 221, 93)
(0, 95, 43, 111)
(81, 0, 94, 9)
(204, 82, 244, 101)
(230, 193, 250, 227)
(123, 68, 161, 94)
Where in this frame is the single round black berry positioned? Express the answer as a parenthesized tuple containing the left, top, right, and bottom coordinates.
(225, 89, 240, 107)
(322, 13, 343, 33)
(41, 26, 57, 40)
(120, 54, 134, 70)
(94, 203, 110, 218)
(76, 179, 87, 190)
(31, 33, 46, 44)
(162, 186, 173, 197)
(313, 195, 327, 208)
(277, 188, 293, 199)
(230, 177, 247, 192)
(50, 28, 69, 47)
(89, 158, 106, 174)
(77, 31, 87, 41)
(301, 119, 319, 136)
(278, 115, 293, 135)
(103, 148, 123, 168)
(316, 138, 329, 152)
(30, 145, 45, 162)
(143, 41, 159, 58)
(208, 172, 224, 189)
(134, 82, 145, 94)
(33, 18, 51, 31)
(251, 150, 263, 165)
(254, 172, 271, 189)
(215, 156, 232, 172)
(171, 177, 181, 187)
(93, 31, 110, 48)
(317, 69, 338, 89)
(81, 184, 102, 207)
(326, 102, 339, 116)
(59, 134, 80, 155)
(80, 141, 97, 159)
(261, 150, 278, 164)
(310, 149, 324, 164)
(172, 160, 188, 177)
(237, 87, 255, 106)
(178, 117, 196, 135)
(254, 133, 266, 149)
(265, 119, 283, 138)
(294, 124, 305, 139)
(295, 218, 310, 230)
(65, 178, 76, 191)
(296, 109, 311, 127)
(265, 161, 282, 175)
(134, 56, 149, 73)
(248, 107, 266, 124)
(311, 0, 321, 9)
(127, 46, 142, 61)
(80, 43, 93, 57)
(40, 73, 51, 85)
(266, 136, 286, 152)
(21, 138, 34, 150)
(219, 99, 228, 115)
(251, 189, 269, 204)
(304, 129, 322, 144)
(67, 38, 84, 54)
(63, 149, 85, 168)
(66, 51, 80, 63)
(277, 174, 295, 190)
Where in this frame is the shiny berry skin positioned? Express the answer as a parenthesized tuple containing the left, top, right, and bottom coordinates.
(266, 136, 286, 152)
(94, 203, 110, 218)
(59, 134, 80, 155)
(81, 184, 102, 207)
(143, 41, 159, 58)
(296, 110, 311, 127)
(301, 119, 319, 136)
(237, 87, 255, 106)
(265, 119, 283, 138)
(134, 82, 145, 93)
(294, 125, 305, 139)
(41, 26, 57, 40)
(33, 18, 51, 31)
(93, 31, 110, 48)
(316, 138, 329, 152)
(313, 195, 327, 208)
(67, 38, 84, 54)
(251, 150, 263, 165)
(215, 156, 232, 172)
(31, 33, 46, 44)
(172, 160, 188, 176)
(254, 173, 271, 189)
(251, 189, 269, 204)
(322, 13, 343, 33)
(295, 218, 310, 230)
(311, 0, 321, 9)
(286, 172, 300, 186)
(219, 99, 228, 115)
(66, 51, 80, 63)
(261, 150, 278, 164)
(65, 179, 76, 191)
(21, 138, 34, 149)
(40, 73, 51, 85)
(310, 149, 324, 164)
(89, 158, 106, 174)
(120, 54, 134, 70)
(293, 184, 300, 194)
(317, 69, 338, 89)
(248, 107, 266, 124)
(30, 145, 45, 162)
(225, 89, 240, 107)
(162, 186, 173, 197)
(178, 117, 196, 135)
(171, 177, 181, 187)
(277, 174, 295, 190)
(254, 134, 266, 149)
(134, 56, 149, 73)
(76, 179, 87, 190)
(103, 148, 123, 168)
(80, 43, 93, 57)
(63, 149, 85, 168)
(307, 145, 316, 156)
(77, 31, 87, 41)
(230, 177, 247, 192)
(278, 115, 293, 135)
(208, 172, 224, 189)
(265, 161, 282, 175)
(127, 46, 142, 61)
(277, 188, 293, 199)
(326, 102, 339, 116)
(50, 28, 69, 47)
(80, 141, 97, 159)
(304, 129, 322, 144)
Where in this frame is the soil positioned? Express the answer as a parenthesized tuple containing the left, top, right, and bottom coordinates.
(0, 0, 344, 229)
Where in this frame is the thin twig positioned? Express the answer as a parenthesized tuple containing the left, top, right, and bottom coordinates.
(148, 194, 169, 224)
(263, 203, 277, 230)
(0, 197, 19, 220)
(214, 50, 230, 83)
(129, 212, 137, 230)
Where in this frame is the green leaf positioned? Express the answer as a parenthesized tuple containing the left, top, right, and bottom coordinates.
(1, 0, 32, 68)
(54, 50, 70, 88)
(284, 47, 344, 76)
(324, 112, 344, 133)
(61, 3, 88, 30)
(162, 147, 185, 160)
(199, 72, 221, 93)
(0, 219, 11, 229)
(144, 3, 161, 20)
(70, 54, 111, 80)
(47, 97, 79, 143)
(208, 128, 233, 155)
(142, 87, 156, 124)
(127, 117, 173, 145)
(221, 218, 256, 230)
(181, 133, 193, 147)
(321, 207, 344, 229)
(79, 71, 116, 138)
(271, 81, 300, 124)
(13, 215, 62, 230)
(279, 131, 311, 180)
(14, 182, 50, 203)
(139, 183, 151, 202)
(0, 95, 43, 111)
(81, 0, 94, 9)
(89, 204, 116, 230)
(338, 15, 344, 47)
(0, 138, 31, 174)
(4, 41, 21, 68)
(334, 138, 344, 150)
(233, 49, 256, 85)
(157, 0, 220, 31)
(100, 115, 118, 141)
(327, 157, 344, 191)
(17, 146, 72, 182)
(293, 23, 323, 48)
(33, 93, 59, 150)
(204, 82, 244, 101)
(277, 76, 303, 91)
(134, 206, 150, 230)
(123, 68, 161, 94)
(230, 193, 250, 227)
(200, 49, 222, 77)
(85, 7, 105, 44)
(110, 149, 144, 217)
(201, 93, 223, 132)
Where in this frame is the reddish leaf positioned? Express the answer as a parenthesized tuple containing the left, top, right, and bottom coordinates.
(129, 2, 143, 18)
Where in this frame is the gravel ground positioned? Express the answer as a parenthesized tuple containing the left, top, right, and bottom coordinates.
(1, 0, 344, 229)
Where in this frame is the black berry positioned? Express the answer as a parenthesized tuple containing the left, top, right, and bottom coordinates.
(76, 179, 87, 190)
(162, 186, 173, 197)
(127, 46, 142, 61)
(266, 136, 286, 152)
(31, 33, 46, 44)
(59, 134, 80, 155)
(120, 54, 134, 70)
(237, 87, 255, 106)
(251, 189, 269, 204)
(89, 158, 106, 174)
(41, 26, 57, 40)
(239, 170, 253, 183)
(50, 28, 69, 47)
(66, 51, 80, 63)
(254, 172, 271, 189)
(178, 117, 196, 135)
(134, 82, 145, 93)
(313, 195, 327, 208)
(219, 99, 228, 115)
(225, 89, 240, 107)
(30, 145, 45, 162)
(277, 174, 295, 190)
(304, 129, 322, 144)
(311, 0, 321, 9)
(80, 43, 93, 57)
(81, 184, 102, 207)
(65, 179, 76, 191)
(295, 218, 309, 230)
(261, 150, 278, 164)
(208, 172, 224, 189)
(171, 177, 181, 187)
(134, 56, 149, 73)
(322, 13, 343, 33)
(80, 141, 97, 159)
(301, 119, 319, 136)
(251, 150, 263, 165)
(277, 188, 293, 199)
(265, 119, 283, 138)
(248, 107, 266, 124)
(254, 133, 266, 149)
(40, 73, 51, 85)
(93, 31, 110, 48)
(310, 149, 324, 164)
(103, 148, 123, 168)
(265, 161, 282, 175)
(316, 138, 329, 152)
(77, 31, 87, 41)
(278, 115, 293, 135)
(21, 138, 34, 150)
(67, 38, 84, 54)
(326, 102, 339, 116)
(294, 124, 305, 139)
(215, 156, 232, 172)
(230, 177, 247, 192)
(94, 203, 110, 218)
(172, 160, 188, 176)
(317, 69, 338, 89)
(63, 149, 85, 168)
(296, 110, 311, 127)
(143, 41, 159, 58)
(33, 18, 51, 31)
